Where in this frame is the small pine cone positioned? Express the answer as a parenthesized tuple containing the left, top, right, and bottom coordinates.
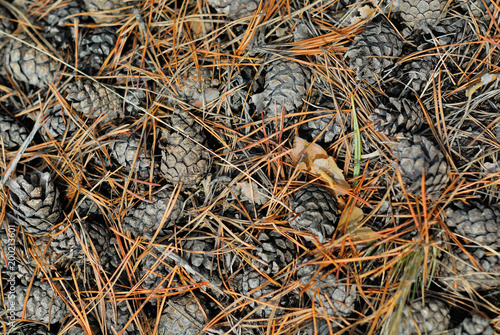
(400, 55, 438, 93)
(0, 113, 28, 148)
(301, 104, 349, 144)
(438, 245, 500, 291)
(399, 0, 447, 31)
(79, 27, 117, 75)
(138, 251, 172, 292)
(297, 260, 356, 318)
(10, 324, 54, 335)
(392, 135, 450, 200)
(159, 110, 212, 188)
(105, 300, 138, 335)
(123, 189, 184, 237)
(205, 0, 263, 20)
(43, 0, 87, 49)
(6, 172, 62, 235)
(170, 67, 220, 105)
(85, 220, 120, 271)
(398, 298, 451, 335)
(181, 233, 218, 273)
(13, 279, 69, 324)
(253, 230, 296, 276)
(290, 185, 339, 244)
(41, 103, 78, 142)
(233, 268, 286, 318)
(5, 35, 60, 88)
(345, 20, 403, 84)
(109, 133, 156, 180)
(155, 294, 208, 335)
(370, 98, 424, 136)
(66, 79, 124, 122)
(84, 0, 126, 23)
(444, 202, 500, 248)
(48, 224, 83, 263)
(254, 59, 310, 120)
(454, 315, 494, 335)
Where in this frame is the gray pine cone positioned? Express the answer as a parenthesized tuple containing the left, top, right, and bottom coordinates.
(370, 98, 424, 136)
(205, 0, 264, 20)
(169, 67, 219, 105)
(400, 55, 438, 93)
(85, 220, 120, 271)
(79, 27, 117, 75)
(6, 172, 62, 235)
(43, 0, 87, 49)
(41, 103, 78, 142)
(155, 294, 208, 335)
(13, 279, 69, 324)
(253, 230, 296, 276)
(109, 132, 156, 180)
(290, 185, 339, 244)
(66, 79, 124, 122)
(104, 300, 138, 335)
(123, 189, 184, 237)
(301, 105, 349, 144)
(457, 0, 496, 20)
(345, 20, 403, 84)
(84, 0, 127, 23)
(399, 0, 447, 31)
(159, 110, 212, 188)
(454, 315, 494, 335)
(297, 259, 356, 318)
(398, 298, 451, 335)
(5, 35, 60, 88)
(138, 250, 173, 293)
(181, 233, 218, 273)
(9, 324, 54, 335)
(392, 135, 450, 200)
(0, 113, 28, 149)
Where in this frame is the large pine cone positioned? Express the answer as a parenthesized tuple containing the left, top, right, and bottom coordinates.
(66, 79, 124, 122)
(392, 135, 450, 200)
(399, 0, 447, 31)
(43, 0, 87, 49)
(444, 202, 500, 248)
(41, 103, 79, 142)
(6, 172, 62, 235)
(297, 259, 357, 318)
(109, 132, 157, 180)
(370, 98, 424, 136)
(254, 59, 310, 120)
(290, 185, 339, 244)
(205, 0, 263, 20)
(5, 35, 60, 88)
(398, 298, 451, 335)
(159, 110, 212, 188)
(454, 315, 494, 335)
(438, 245, 500, 291)
(345, 20, 403, 84)
(123, 189, 184, 237)
(13, 278, 69, 324)
(0, 113, 28, 149)
(79, 27, 117, 75)
(154, 294, 208, 335)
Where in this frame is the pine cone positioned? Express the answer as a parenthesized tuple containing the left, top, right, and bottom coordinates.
(399, 0, 447, 31)
(13, 278, 69, 324)
(398, 298, 451, 335)
(181, 233, 218, 273)
(43, 0, 87, 49)
(253, 230, 296, 276)
(0, 113, 28, 148)
(109, 132, 156, 180)
(0, 5, 15, 39)
(66, 79, 125, 122)
(5, 35, 60, 88)
(85, 220, 120, 271)
(40, 103, 79, 142)
(48, 224, 83, 264)
(438, 245, 500, 291)
(104, 300, 138, 335)
(205, 0, 263, 19)
(6, 172, 62, 235)
(123, 189, 184, 237)
(454, 315, 494, 335)
(79, 27, 117, 75)
(444, 202, 500, 248)
(84, 0, 127, 23)
(297, 259, 356, 318)
(392, 135, 450, 200)
(170, 67, 219, 105)
(345, 20, 403, 84)
(254, 59, 310, 120)
(457, 0, 495, 20)
(301, 104, 349, 144)
(154, 294, 208, 335)
(400, 55, 438, 93)
(138, 250, 172, 292)
(9, 324, 54, 335)
(370, 98, 424, 136)
(159, 110, 212, 188)
(290, 185, 339, 244)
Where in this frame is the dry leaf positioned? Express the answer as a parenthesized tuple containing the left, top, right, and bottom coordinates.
(236, 182, 267, 205)
(339, 206, 377, 239)
(291, 136, 350, 195)
(466, 72, 498, 97)
(350, 5, 377, 25)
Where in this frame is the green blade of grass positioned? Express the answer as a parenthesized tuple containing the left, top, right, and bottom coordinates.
(351, 95, 361, 181)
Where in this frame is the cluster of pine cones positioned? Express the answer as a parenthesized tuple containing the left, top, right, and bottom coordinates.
(0, 0, 499, 334)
